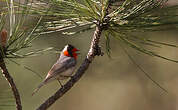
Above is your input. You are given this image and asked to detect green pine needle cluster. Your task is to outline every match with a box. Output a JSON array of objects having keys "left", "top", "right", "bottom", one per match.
[
  {"left": 0, "top": 1, "right": 53, "bottom": 59},
  {"left": 25, "top": 0, "right": 178, "bottom": 62}
]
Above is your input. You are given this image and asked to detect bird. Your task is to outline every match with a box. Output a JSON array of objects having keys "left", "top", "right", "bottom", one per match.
[{"left": 32, "top": 44, "right": 79, "bottom": 95}]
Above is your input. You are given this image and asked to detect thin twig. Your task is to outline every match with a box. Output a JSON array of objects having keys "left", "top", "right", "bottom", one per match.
[{"left": 0, "top": 58, "right": 22, "bottom": 110}]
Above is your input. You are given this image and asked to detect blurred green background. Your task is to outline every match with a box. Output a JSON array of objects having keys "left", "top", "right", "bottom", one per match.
[{"left": 1, "top": 0, "right": 178, "bottom": 110}]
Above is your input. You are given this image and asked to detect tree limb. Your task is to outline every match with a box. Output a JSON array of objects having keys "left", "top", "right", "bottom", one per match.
[
  {"left": 0, "top": 58, "right": 22, "bottom": 110},
  {"left": 36, "top": 22, "right": 103, "bottom": 110},
  {"left": 36, "top": 0, "right": 114, "bottom": 109}
]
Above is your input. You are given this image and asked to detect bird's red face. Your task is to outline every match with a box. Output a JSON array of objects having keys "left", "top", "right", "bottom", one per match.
[{"left": 63, "top": 45, "right": 79, "bottom": 59}]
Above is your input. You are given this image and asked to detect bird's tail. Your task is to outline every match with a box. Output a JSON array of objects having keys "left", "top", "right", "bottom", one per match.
[{"left": 32, "top": 82, "right": 45, "bottom": 96}]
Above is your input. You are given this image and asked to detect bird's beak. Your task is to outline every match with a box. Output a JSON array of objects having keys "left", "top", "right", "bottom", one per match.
[
  {"left": 75, "top": 48, "right": 80, "bottom": 51},
  {"left": 76, "top": 49, "right": 80, "bottom": 55},
  {"left": 72, "top": 48, "right": 80, "bottom": 54},
  {"left": 73, "top": 48, "right": 79, "bottom": 52}
]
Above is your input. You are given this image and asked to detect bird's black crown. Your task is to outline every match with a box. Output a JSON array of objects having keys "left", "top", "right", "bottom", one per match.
[{"left": 66, "top": 44, "right": 75, "bottom": 57}]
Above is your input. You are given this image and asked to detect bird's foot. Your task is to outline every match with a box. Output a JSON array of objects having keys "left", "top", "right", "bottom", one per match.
[
  {"left": 61, "top": 75, "right": 73, "bottom": 79},
  {"left": 57, "top": 80, "right": 64, "bottom": 88},
  {"left": 95, "top": 45, "right": 104, "bottom": 56}
]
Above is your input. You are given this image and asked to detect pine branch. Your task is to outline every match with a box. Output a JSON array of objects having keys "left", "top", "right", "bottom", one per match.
[
  {"left": 0, "top": 57, "right": 22, "bottom": 110},
  {"left": 0, "top": 29, "right": 22, "bottom": 110},
  {"left": 36, "top": 20, "right": 104, "bottom": 110},
  {"left": 35, "top": 0, "right": 113, "bottom": 108}
]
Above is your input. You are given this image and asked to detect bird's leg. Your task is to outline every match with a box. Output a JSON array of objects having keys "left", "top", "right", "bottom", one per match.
[
  {"left": 57, "top": 79, "right": 63, "bottom": 88},
  {"left": 65, "top": 75, "right": 73, "bottom": 78},
  {"left": 95, "top": 45, "right": 104, "bottom": 56},
  {"left": 60, "top": 75, "right": 73, "bottom": 79}
]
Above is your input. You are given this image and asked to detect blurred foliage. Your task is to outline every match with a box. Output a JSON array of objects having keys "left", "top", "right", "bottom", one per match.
[
  {"left": 0, "top": 88, "right": 14, "bottom": 110},
  {"left": 1, "top": 0, "right": 178, "bottom": 109}
]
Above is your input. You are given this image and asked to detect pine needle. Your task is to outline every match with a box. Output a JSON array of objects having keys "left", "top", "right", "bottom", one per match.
[
  {"left": 8, "top": 59, "right": 43, "bottom": 79},
  {"left": 119, "top": 43, "right": 168, "bottom": 93}
]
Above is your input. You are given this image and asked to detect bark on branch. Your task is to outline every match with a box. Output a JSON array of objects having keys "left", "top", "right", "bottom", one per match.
[
  {"left": 36, "top": 23, "right": 103, "bottom": 110},
  {"left": 36, "top": 1, "right": 113, "bottom": 109},
  {"left": 0, "top": 58, "right": 22, "bottom": 110}
]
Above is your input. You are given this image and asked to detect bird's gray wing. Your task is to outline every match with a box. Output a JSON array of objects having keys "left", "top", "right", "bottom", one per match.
[
  {"left": 45, "top": 58, "right": 76, "bottom": 80},
  {"left": 32, "top": 58, "right": 76, "bottom": 95}
]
